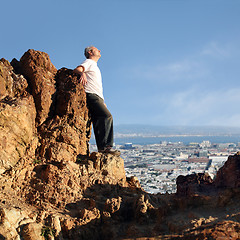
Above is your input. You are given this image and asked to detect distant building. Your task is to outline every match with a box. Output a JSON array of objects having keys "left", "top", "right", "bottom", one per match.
[
  {"left": 121, "top": 143, "right": 134, "bottom": 149},
  {"left": 197, "top": 150, "right": 208, "bottom": 158},
  {"left": 187, "top": 157, "right": 209, "bottom": 163},
  {"left": 160, "top": 141, "right": 167, "bottom": 146},
  {"left": 175, "top": 152, "right": 189, "bottom": 160},
  {"left": 189, "top": 142, "right": 200, "bottom": 147},
  {"left": 200, "top": 140, "right": 211, "bottom": 148},
  {"left": 229, "top": 143, "right": 236, "bottom": 148},
  {"left": 142, "top": 149, "right": 158, "bottom": 153},
  {"left": 218, "top": 143, "right": 228, "bottom": 149}
]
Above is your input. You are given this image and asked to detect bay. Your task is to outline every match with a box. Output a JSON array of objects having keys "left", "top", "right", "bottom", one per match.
[{"left": 113, "top": 135, "right": 240, "bottom": 145}]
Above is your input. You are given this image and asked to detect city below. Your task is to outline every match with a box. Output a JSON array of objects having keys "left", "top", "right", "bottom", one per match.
[{"left": 90, "top": 137, "right": 240, "bottom": 194}]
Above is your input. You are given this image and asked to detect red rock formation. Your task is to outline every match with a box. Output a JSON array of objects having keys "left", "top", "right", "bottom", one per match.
[
  {"left": 214, "top": 152, "right": 240, "bottom": 188},
  {"left": 0, "top": 58, "right": 37, "bottom": 174},
  {"left": 176, "top": 173, "right": 213, "bottom": 196},
  {"left": 19, "top": 49, "right": 57, "bottom": 126},
  {"left": 1, "top": 49, "right": 240, "bottom": 240},
  {"left": 38, "top": 68, "right": 91, "bottom": 161},
  {"left": 0, "top": 58, "right": 28, "bottom": 99}
]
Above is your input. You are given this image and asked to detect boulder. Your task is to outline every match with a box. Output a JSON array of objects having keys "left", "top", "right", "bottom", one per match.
[
  {"left": 176, "top": 173, "right": 213, "bottom": 196},
  {"left": 19, "top": 49, "right": 57, "bottom": 126}
]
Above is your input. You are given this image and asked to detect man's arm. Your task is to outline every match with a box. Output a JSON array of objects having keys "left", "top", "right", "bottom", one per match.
[{"left": 73, "top": 66, "right": 87, "bottom": 86}]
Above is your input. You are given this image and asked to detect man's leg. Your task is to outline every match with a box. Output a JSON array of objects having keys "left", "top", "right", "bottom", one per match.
[{"left": 86, "top": 93, "right": 114, "bottom": 150}]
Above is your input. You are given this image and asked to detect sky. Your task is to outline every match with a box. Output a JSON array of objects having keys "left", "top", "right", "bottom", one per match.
[{"left": 1, "top": 0, "right": 240, "bottom": 127}]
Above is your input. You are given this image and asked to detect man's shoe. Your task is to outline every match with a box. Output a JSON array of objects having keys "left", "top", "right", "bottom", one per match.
[{"left": 99, "top": 147, "right": 121, "bottom": 157}]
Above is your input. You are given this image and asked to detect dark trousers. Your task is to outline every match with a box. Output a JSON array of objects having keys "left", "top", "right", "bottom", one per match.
[{"left": 86, "top": 93, "right": 114, "bottom": 150}]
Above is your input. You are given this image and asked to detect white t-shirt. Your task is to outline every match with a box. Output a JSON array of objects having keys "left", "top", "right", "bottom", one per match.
[{"left": 80, "top": 59, "right": 104, "bottom": 99}]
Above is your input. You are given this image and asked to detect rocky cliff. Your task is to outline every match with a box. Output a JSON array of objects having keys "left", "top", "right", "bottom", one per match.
[{"left": 0, "top": 50, "right": 240, "bottom": 240}]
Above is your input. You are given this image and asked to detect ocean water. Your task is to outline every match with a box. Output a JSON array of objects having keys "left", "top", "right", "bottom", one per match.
[{"left": 113, "top": 135, "right": 240, "bottom": 145}]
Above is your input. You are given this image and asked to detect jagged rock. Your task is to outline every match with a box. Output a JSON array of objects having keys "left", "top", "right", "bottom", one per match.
[
  {"left": 0, "top": 58, "right": 28, "bottom": 99},
  {"left": 38, "top": 68, "right": 91, "bottom": 161},
  {"left": 24, "top": 153, "right": 127, "bottom": 209},
  {"left": 21, "top": 222, "right": 44, "bottom": 240},
  {"left": 0, "top": 206, "right": 37, "bottom": 240},
  {"left": 134, "top": 194, "right": 156, "bottom": 224},
  {"left": 175, "top": 220, "right": 240, "bottom": 239},
  {"left": 127, "top": 176, "right": 142, "bottom": 189},
  {"left": 49, "top": 215, "right": 64, "bottom": 240},
  {"left": 176, "top": 172, "right": 213, "bottom": 196},
  {"left": 79, "top": 208, "right": 101, "bottom": 224},
  {"left": 60, "top": 218, "right": 75, "bottom": 233},
  {"left": 0, "top": 87, "right": 37, "bottom": 173},
  {"left": 89, "top": 152, "right": 127, "bottom": 186},
  {"left": 54, "top": 68, "right": 88, "bottom": 121},
  {"left": 105, "top": 196, "right": 122, "bottom": 214},
  {"left": 214, "top": 153, "right": 240, "bottom": 188},
  {"left": 0, "top": 58, "right": 37, "bottom": 173},
  {"left": 25, "top": 161, "right": 84, "bottom": 208},
  {"left": 19, "top": 49, "right": 57, "bottom": 126}
]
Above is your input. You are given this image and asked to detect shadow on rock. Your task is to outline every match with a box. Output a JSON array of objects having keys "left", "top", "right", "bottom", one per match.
[{"left": 63, "top": 183, "right": 162, "bottom": 240}]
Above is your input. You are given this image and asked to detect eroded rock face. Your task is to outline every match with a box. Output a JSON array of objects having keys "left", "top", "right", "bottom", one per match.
[
  {"left": 176, "top": 173, "right": 213, "bottom": 196},
  {"left": 215, "top": 153, "right": 240, "bottom": 188},
  {"left": 0, "top": 58, "right": 28, "bottom": 99},
  {"left": 176, "top": 153, "right": 240, "bottom": 197},
  {"left": 19, "top": 49, "right": 57, "bottom": 126},
  {"left": 0, "top": 58, "right": 37, "bottom": 174},
  {"left": 24, "top": 153, "right": 127, "bottom": 209},
  {"left": 0, "top": 96, "right": 37, "bottom": 173},
  {"left": 0, "top": 49, "right": 91, "bottom": 173},
  {"left": 38, "top": 68, "right": 91, "bottom": 161}
]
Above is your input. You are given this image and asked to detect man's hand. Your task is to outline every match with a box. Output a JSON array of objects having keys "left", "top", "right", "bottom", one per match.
[
  {"left": 73, "top": 66, "right": 87, "bottom": 86},
  {"left": 80, "top": 72, "right": 87, "bottom": 86}
]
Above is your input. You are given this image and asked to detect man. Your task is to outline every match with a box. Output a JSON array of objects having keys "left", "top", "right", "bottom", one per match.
[{"left": 74, "top": 46, "right": 120, "bottom": 156}]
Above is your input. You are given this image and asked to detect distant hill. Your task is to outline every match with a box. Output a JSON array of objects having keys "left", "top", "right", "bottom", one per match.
[{"left": 115, "top": 124, "right": 240, "bottom": 136}]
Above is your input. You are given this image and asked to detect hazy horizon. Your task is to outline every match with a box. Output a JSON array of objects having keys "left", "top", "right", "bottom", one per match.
[{"left": 114, "top": 124, "right": 240, "bottom": 135}]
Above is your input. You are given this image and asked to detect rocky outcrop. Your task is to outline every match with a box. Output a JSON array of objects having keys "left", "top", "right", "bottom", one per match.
[
  {"left": 176, "top": 152, "right": 240, "bottom": 196},
  {"left": 19, "top": 49, "right": 57, "bottom": 126},
  {"left": 0, "top": 49, "right": 91, "bottom": 173},
  {"left": 214, "top": 152, "right": 240, "bottom": 188},
  {"left": 0, "top": 58, "right": 38, "bottom": 174},
  {"left": 176, "top": 173, "right": 213, "bottom": 196},
  {"left": 1, "top": 49, "right": 240, "bottom": 240},
  {"left": 38, "top": 67, "right": 91, "bottom": 161},
  {"left": 23, "top": 153, "right": 127, "bottom": 209}
]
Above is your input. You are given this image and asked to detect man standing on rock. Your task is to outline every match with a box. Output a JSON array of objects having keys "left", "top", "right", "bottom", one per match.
[{"left": 74, "top": 46, "right": 120, "bottom": 156}]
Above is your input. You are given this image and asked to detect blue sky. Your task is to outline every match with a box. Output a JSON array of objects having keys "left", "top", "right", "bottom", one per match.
[{"left": 1, "top": 0, "right": 240, "bottom": 126}]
